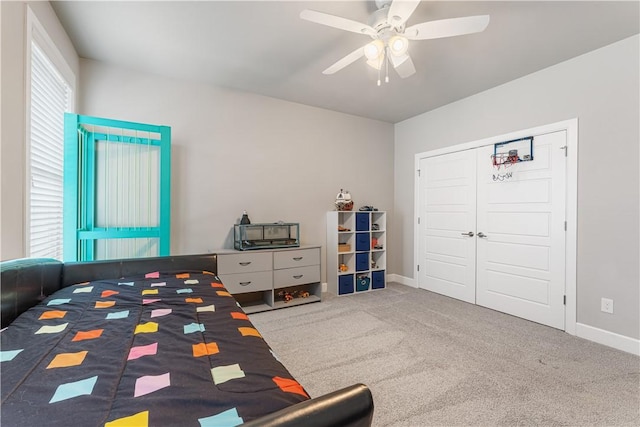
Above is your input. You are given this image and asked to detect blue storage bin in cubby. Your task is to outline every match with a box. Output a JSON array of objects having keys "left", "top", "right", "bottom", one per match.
[
  {"left": 371, "top": 270, "right": 385, "bottom": 289},
  {"left": 338, "top": 274, "right": 354, "bottom": 295},
  {"left": 356, "top": 275, "right": 370, "bottom": 292},
  {"left": 355, "top": 233, "right": 370, "bottom": 251},
  {"left": 356, "top": 253, "right": 369, "bottom": 272},
  {"left": 356, "top": 213, "right": 370, "bottom": 231}
]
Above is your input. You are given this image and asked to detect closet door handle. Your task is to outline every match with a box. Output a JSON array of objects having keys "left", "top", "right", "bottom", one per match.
[
  {"left": 477, "top": 232, "right": 488, "bottom": 238},
  {"left": 461, "top": 232, "right": 474, "bottom": 237}
]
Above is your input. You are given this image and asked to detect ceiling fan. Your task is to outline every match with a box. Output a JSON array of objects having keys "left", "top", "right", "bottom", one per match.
[{"left": 300, "top": 0, "right": 489, "bottom": 85}]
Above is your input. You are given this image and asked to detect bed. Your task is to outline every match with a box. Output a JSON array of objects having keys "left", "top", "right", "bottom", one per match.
[{"left": 1, "top": 255, "right": 373, "bottom": 426}]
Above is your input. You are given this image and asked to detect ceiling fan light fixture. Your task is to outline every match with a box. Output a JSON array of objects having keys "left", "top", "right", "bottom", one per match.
[
  {"left": 389, "top": 35, "right": 408, "bottom": 56},
  {"left": 364, "top": 39, "right": 384, "bottom": 60},
  {"left": 300, "top": 3, "right": 490, "bottom": 84}
]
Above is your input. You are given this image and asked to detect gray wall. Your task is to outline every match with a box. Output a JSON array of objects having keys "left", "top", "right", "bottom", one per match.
[
  {"left": 79, "top": 59, "right": 395, "bottom": 283},
  {"left": 393, "top": 35, "right": 639, "bottom": 340},
  {"left": 0, "top": 1, "right": 79, "bottom": 261},
  {"left": 2, "top": 1, "right": 636, "bottom": 344}
]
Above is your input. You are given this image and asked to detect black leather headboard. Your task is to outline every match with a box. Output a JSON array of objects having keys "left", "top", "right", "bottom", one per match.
[
  {"left": 1, "top": 258, "right": 63, "bottom": 329},
  {"left": 1, "top": 254, "right": 217, "bottom": 328},
  {"left": 62, "top": 254, "right": 217, "bottom": 287}
]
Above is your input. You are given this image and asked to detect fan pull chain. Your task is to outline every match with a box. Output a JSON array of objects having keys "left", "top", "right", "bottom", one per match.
[{"left": 385, "top": 47, "right": 390, "bottom": 83}]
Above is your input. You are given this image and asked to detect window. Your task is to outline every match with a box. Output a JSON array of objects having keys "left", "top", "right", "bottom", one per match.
[{"left": 26, "top": 7, "right": 74, "bottom": 259}]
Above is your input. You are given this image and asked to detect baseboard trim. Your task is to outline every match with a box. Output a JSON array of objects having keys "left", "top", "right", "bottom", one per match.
[
  {"left": 371, "top": 277, "right": 639, "bottom": 356},
  {"left": 388, "top": 274, "right": 417, "bottom": 288},
  {"left": 576, "top": 323, "right": 640, "bottom": 356}
]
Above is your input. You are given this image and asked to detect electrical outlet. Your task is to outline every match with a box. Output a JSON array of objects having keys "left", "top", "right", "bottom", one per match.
[{"left": 601, "top": 298, "right": 614, "bottom": 314}]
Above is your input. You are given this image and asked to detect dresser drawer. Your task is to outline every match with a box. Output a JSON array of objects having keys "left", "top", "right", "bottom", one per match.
[
  {"left": 219, "top": 271, "right": 273, "bottom": 294},
  {"left": 218, "top": 252, "right": 272, "bottom": 274},
  {"left": 273, "top": 248, "right": 320, "bottom": 270},
  {"left": 273, "top": 265, "right": 320, "bottom": 289}
]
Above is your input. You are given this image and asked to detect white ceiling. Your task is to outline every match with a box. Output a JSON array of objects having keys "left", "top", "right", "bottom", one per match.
[{"left": 52, "top": 1, "right": 639, "bottom": 123}]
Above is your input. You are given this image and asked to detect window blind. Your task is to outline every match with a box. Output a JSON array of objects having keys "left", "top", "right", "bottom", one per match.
[{"left": 28, "top": 41, "right": 70, "bottom": 259}]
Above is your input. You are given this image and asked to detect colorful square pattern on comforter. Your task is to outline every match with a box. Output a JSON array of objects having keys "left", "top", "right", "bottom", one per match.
[{"left": 1, "top": 271, "right": 308, "bottom": 426}]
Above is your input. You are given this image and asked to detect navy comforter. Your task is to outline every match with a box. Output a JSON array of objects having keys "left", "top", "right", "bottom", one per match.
[{"left": 1, "top": 271, "right": 308, "bottom": 426}]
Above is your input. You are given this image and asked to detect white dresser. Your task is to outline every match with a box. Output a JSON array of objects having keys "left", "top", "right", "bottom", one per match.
[{"left": 217, "top": 246, "right": 321, "bottom": 314}]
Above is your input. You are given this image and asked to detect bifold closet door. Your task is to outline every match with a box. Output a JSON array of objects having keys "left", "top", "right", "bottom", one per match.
[
  {"left": 417, "top": 150, "right": 477, "bottom": 304},
  {"left": 475, "top": 131, "right": 567, "bottom": 329},
  {"left": 417, "top": 130, "right": 567, "bottom": 329}
]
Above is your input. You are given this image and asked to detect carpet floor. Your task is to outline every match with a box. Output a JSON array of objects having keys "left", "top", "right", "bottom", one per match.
[{"left": 250, "top": 283, "right": 640, "bottom": 426}]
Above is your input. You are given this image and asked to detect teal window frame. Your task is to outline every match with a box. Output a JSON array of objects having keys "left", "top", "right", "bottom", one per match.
[{"left": 63, "top": 113, "right": 171, "bottom": 261}]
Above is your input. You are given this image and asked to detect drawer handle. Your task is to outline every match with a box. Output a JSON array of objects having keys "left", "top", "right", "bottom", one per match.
[
  {"left": 239, "top": 261, "right": 252, "bottom": 266},
  {"left": 293, "top": 275, "right": 303, "bottom": 279},
  {"left": 239, "top": 281, "right": 252, "bottom": 286},
  {"left": 293, "top": 257, "right": 303, "bottom": 261}
]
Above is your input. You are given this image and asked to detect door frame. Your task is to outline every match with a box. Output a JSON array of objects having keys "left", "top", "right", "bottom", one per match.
[{"left": 414, "top": 119, "right": 578, "bottom": 335}]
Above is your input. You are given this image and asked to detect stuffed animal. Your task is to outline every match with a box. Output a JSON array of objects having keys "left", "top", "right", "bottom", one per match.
[{"left": 278, "top": 290, "right": 294, "bottom": 302}]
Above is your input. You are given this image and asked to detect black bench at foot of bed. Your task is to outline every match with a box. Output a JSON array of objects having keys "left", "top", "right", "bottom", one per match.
[{"left": 1, "top": 255, "right": 373, "bottom": 427}]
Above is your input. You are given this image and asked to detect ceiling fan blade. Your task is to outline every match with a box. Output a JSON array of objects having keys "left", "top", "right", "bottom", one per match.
[
  {"left": 405, "top": 15, "right": 490, "bottom": 40},
  {"left": 390, "top": 54, "right": 416, "bottom": 78},
  {"left": 300, "top": 9, "right": 376, "bottom": 36},
  {"left": 387, "top": 0, "right": 421, "bottom": 28},
  {"left": 323, "top": 45, "right": 366, "bottom": 75}
]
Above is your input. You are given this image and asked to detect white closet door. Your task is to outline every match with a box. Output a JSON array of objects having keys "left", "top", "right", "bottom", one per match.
[
  {"left": 418, "top": 150, "right": 477, "bottom": 303},
  {"left": 476, "top": 131, "right": 567, "bottom": 329}
]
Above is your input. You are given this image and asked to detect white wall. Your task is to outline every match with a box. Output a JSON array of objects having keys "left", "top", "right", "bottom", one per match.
[
  {"left": 393, "top": 35, "right": 640, "bottom": 340},
  {"left": 79, "top": 59, "right": 395, "bottom": 282},
  {"left": 0, "top": 1, "right": 79, "bottom": 261}
]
